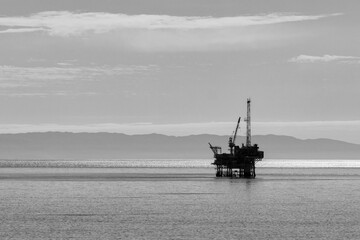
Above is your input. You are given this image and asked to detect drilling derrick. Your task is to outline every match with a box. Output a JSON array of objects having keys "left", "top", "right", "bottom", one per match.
[
  {"left": 246, "top": 98, "right": 251, "bottom": 147},
  {"left": 209, "top": 99, "right": 264, "bottom": 178}
]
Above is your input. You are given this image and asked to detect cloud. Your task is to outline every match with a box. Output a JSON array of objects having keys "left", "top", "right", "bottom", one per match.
[
  {"left": 289, "top": 54, "right": 360, "bottom": 63},
  {"left": 0, "top": 65, "right": 158, "bottom": 87},
  {"left": 0, "top": 27, "right": 45, "bottom": 34},
  {"left": 0, "top": 12, "right": 342, "bottom": 52},
  {"left": 0, "top": 92, "right": 98, "bottom": 97},
  {"left": 0, "top": 65, "right": 158, "bottom": 96},
  {"left": 0, "top": 11, "right": 341, "bottom": 37}
]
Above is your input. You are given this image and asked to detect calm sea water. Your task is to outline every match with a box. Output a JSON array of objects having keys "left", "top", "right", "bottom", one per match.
[{"left": 1, "top": 159, "right": 360, "bottom": 239}]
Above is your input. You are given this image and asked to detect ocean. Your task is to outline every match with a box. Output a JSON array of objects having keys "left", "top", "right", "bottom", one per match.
[{"left": 1, "top": 159, "right": 359, "bottom": 239}]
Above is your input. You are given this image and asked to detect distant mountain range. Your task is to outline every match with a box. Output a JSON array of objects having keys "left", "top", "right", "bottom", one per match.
[{"left": 0, "top": 132, "right": 359, "bottom": 160}]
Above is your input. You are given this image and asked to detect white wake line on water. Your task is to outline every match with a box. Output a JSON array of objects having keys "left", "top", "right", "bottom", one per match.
[{"left": 257, "top": 159, "right": 360, "bottom": 168}]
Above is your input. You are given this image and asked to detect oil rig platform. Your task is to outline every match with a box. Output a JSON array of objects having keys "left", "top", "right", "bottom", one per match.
[{"left": 209, "top": 99, "right": 264, "bottom": 178}]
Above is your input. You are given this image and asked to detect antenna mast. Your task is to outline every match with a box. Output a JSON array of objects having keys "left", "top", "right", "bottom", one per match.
[{"left": 246, "top": 98, "right": 251, "bottom": 147}]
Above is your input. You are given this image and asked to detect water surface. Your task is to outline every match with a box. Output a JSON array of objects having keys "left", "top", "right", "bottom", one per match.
[{"left": 1, "top": 159, "right": 359, "bottom": 239}]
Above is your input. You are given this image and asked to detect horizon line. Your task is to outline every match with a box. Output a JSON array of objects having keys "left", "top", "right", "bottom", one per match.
[
  {"left": 0, "top": 121, "right": 359, "bottom": 144},
  {"left": 0, "top": 131, "right": 358, "bottom": 145}
]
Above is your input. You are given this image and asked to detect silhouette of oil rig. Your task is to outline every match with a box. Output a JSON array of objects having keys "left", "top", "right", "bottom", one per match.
[{"left": 209, "top": 99, "right": 264, "bottom": 178}]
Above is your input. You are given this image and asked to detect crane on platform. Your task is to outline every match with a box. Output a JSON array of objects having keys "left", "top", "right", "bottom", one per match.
[
  {"left": 228, "top": 117, "right": 241, "bottom": 155},
  {"left": 208, "top": 143, "right": 221, "bottom": 157},
  {"left": 233, "top": 117, "right": 241, "bottom": 145}
]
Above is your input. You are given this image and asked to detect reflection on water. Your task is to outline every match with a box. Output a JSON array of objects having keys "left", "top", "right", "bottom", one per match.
[{"left": 1, "top": 162, "right": 360, "bottom": 239}]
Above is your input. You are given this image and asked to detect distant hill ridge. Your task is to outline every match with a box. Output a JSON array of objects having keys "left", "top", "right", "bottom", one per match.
[{"left": 0, "top": 132, "right": 359, "bottom": 160}]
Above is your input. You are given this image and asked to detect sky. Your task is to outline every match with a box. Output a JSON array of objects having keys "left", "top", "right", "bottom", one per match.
[{"left": 0, "top": 0, "right": 359, "bottom": 143}]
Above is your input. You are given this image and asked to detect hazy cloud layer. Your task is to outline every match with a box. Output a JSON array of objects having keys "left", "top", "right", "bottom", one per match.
[
  {"left": 0, "top": 65, "right": 157, "bottom": 88},
  {"left": 0, "top": 27, "right": 45, "bottom": 34},
  {"left": 0, "top": 92, "right": 98, "bottom": 97},
  {"left": 289, "top": 55, "right": 360, "bottom": 63},
  {"left": 0, "top": 12, "right": 342, "bottom": 52},
  {"left": 0, "top": 11, "right": 340, "bottom": 36},
  {"left": 0, "top": 65, "right": 158, "bottom": 97}
]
